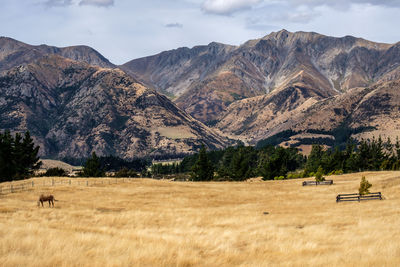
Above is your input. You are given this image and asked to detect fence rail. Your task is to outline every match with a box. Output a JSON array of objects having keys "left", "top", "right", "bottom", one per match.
[
  {"left": 336, "top": 192, "right": 382, "bottom": 202},
  {"left": 302, "top": 180, "right": 333, "bottom": 186},
  {"left": 0, "top": 177, "right": 134, "bottom": 195}
]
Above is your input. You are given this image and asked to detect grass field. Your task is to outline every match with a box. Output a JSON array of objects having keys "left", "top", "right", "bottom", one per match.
[{"left": 1, "top": 172, "right": 400, "bottom": 266}]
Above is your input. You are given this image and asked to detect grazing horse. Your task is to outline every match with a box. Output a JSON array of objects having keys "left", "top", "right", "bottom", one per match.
[{"left": 37, "top": 194, "right": 57, "bottom": 207}]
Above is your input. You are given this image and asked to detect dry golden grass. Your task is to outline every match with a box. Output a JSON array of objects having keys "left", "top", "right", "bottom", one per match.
[{"left": 1, "top": 172, "right": 400, "bottom": 266}]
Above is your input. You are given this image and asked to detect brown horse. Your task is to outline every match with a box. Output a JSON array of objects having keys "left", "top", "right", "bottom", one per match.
[{"left": 37, "top": 194, "right": 57, "bottom": 207}]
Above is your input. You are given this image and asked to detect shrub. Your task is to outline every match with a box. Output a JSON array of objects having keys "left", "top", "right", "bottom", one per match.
[
  {"left": 274, "top": 176, "right": 285, "bottom": 180},
  {"left": 334, "top": 170, "right": 343, "bottom": 175},
  {"left": 43, "top": 167, "right": 67, "bottom": 177},
  {"left": 315, "top": 166, "right": 325, "bottom": 182},
  {"left": 359, "top": 176, "right": 372, "bottom": 195},
  {"left": 114, "top": 168, "right": 138, "bottom": 178}
]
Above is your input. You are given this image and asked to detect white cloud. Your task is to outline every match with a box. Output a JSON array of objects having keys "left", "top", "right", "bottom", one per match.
[
  {"left": 79, "top": 0, "right": 114, "bottom": 7},
  {"left": 44, "top": 0, "right": 73, "bottom": 7},
  {"left": 165, "top": 23, "right": 184, "bottom": 28},
  {"left": 202, "top": 0, "right": 262, "bottom": 15},
  {"left": 288, "top": 0, "right": 400, "bottom": 9}
]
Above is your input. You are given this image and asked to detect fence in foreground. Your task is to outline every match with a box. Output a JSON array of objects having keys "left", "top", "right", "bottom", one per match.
[{"left": 336, "top": 192, "right": 382, "bottom": 202}]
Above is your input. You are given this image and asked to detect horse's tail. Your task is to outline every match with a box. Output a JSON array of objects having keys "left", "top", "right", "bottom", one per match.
[{"left": 54, "top": 199, "right": 59, "bottom": 202}]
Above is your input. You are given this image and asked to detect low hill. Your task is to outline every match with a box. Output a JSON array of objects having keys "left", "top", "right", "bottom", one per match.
[{"left": 39, "top": 159, "right": 82, "bottom": 173}]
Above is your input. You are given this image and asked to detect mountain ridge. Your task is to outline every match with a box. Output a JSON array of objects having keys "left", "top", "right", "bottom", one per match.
[
  {"left": 0, "top": 53, "right": 230, "bottom": 159},
  {"left": 122, "top": 30, "right": 399, "bottom": 124}
]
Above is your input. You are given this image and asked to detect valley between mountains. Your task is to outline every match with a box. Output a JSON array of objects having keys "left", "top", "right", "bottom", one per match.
[{"left": 1, "top": 29, "right": 400, "bottom": 158}]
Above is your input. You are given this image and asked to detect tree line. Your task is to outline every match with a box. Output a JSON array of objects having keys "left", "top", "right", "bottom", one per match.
[
  {"left": 155, "top": 136, "right": 400, "bottom": 181},
  {"left": 168, "top": 144, "right": 305, "bottom": 181},
  {"left": 306, "top": 137, "right": 400, "bottom": 175},
  {"left": 3, "top": 129, "right": 400, "bottom": 182}
]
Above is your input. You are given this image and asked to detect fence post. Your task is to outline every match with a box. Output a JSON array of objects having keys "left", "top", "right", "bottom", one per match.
[
  {"left": 11, "top": 185, "right": 13, "bottom": 193},
  {"left": 52, "top": 179, "right": 54, "bottom": 186},
  {"left": 32, "top": 181, "right": 34, "bottom": 188},
  {"left": 69, "top": 179, "right": 71, "bottom": 185},
  {"left": 86, "top": 181, "right": 88, "bottom": 186}
]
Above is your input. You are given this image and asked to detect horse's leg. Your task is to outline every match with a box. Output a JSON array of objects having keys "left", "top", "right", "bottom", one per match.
[
  {"left": 41, "top": 200, "right": 44, "bottom": 207},
  {"left": 51, "top": 199, "right": 54, "bottom": 207}
]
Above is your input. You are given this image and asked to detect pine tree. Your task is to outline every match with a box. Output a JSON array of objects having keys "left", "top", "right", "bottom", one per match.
[
  {"left": 305, "top": 144, "right": 324, "bottom": 174},
  {"left": 0, "top": 131, "right": 15, "bottom": 181},
  {"left": 82, "top": 152, "right": 105, "bottom": 177},
  {"left": 359, "top": 176, "right": 372, "bottom": 195},
  {"left": 0, "top": 130, "right": 41, "bottom": 181},
  {"left": 191, "top": 145, "right": 214, "bottom": 181},
  {"left": 19, "top": 131, "right": 41, "bottom": 178},
  {"left": 315, "top": 166, "right": 325, "bottom": 182}
]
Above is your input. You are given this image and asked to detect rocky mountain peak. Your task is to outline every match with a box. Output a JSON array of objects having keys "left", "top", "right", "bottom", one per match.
[{"left": 0, "top": 36, "right": 114, "bottom": 72}]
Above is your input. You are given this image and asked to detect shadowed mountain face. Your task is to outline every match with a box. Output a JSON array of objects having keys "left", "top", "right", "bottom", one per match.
[
  {"left": 122, "top": 30, "right": 399, "bottom": 125},
  {"left": 0, "top": 55, "right": 229, "bottom": 159},
  {"left": 0, "top": 37, "right": 115, "bottom": 72}
]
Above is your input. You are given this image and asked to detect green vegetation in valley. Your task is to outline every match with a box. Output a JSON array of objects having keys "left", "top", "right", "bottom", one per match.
[
  {"left": 152, "top": 135, "right": 400, "bottom": 181},
  {"left": 43, "top": 167, "right": 68, "bottom": 177},
  {"left": 80, "top": 152, "right": 105, "bottom": 177}
]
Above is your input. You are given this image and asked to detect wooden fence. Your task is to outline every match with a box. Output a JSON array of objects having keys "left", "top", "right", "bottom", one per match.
[
  {"left": 336, "top": 192, "right": 382, "bottom": 202},
  {"left": 302, "top": 180, "right": 333, "bottom": 186},
  {"left": 0, "top": 177, "right": 134, "bottom": 195}
]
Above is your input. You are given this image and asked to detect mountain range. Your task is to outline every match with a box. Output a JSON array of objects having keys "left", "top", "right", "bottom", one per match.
[
  {"left": 1, "top": 30, "right": 400, "bottom": 158},
  {"left": 0, "top": 37, "right": 229, "bottom": 159},
  {"left": 123, "top": 30, "right": 400, "bottom": 144}
]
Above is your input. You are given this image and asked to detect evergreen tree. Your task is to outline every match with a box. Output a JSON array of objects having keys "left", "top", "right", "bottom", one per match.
[
  {"left": 359, "top": 176, "right": 372, "bottom": 195},
  {"left": 343, "top": 141, "right": 357, "bottom": 172},
  {"left": 0, "top": 131, "right": 15, "bottom": 181},
  {"left": 0, "top": 130, "right": 41, "bottom": 182},
  {"left": 191, "top": 145, "right": 214, "bottom": 181},
  {"left": 305, "top": 144, "right": 324, "bottom": 174},
  {"left": 82, "top": 152, "right": 105, "bottom": 177},
  {"left": 315, "top": 166, "right": 325, "bottom": 182},
  {"left": 229, "top": 146, "right": 256, "bottom": 181},
  {"left": 18, "top": 131, "right": 41, "bottom": 178}
]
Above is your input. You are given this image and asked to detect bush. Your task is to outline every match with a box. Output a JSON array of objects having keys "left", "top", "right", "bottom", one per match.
[
  {"left": 334, "top": 170, "right": 343, "bottom": 175},
  {"left": 114, "top": 168, "right": 137, "bottom": 178},
  {"left": 359, "top": 176, "right": 372, "bottom": 195},
  {"left": 43, "top": 167, "right": 67, "bottom": 177},
  {"left": 286, "top": 171, "right": 306, "bottom": 179},
  {"left": 315, "top": 166, "right": 325, "bottom": 182},
  {"left": 274, "top": 176, "right": 285, "bottom": 180}
]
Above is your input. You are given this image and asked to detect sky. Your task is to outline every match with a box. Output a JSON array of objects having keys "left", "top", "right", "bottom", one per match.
[{"left": 1, "top": 0, "right": 400, "bottom": 64}]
